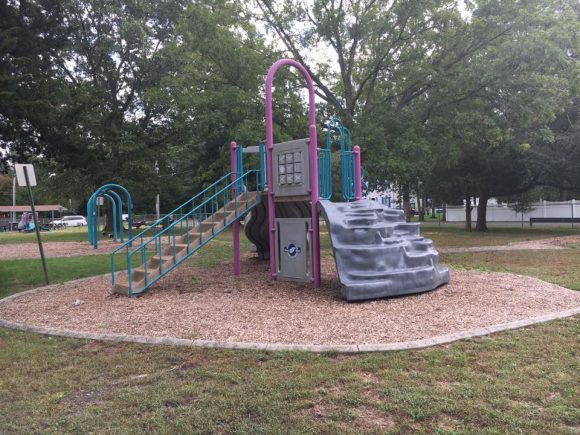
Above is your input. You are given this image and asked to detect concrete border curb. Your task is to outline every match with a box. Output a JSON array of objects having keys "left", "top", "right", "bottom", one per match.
[{"left": 1, "top": 278, "right": 578, "bottom": 352}]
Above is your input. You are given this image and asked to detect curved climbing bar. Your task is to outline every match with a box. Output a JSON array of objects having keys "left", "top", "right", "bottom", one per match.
[
  {"left": 265, "top": 58, "right": 321, "bottom": 287},
  {"left": 87, "top": 184, "right": 133, "bottom": 249}
]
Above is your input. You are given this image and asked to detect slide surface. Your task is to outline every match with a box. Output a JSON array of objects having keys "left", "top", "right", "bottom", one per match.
[{"left": 318, "top": 199, "right": 449, "bottom": 301}]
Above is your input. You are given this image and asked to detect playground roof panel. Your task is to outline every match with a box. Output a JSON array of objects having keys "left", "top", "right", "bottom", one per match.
[{"left": 0, "top": 205, "right": 66, "bottom": 213}]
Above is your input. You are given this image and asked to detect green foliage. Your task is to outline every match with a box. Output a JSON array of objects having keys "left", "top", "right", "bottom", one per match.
[
  {"left": 253, "top": 0, "right": 579, "bottom": 229},
  {"left": 1, "top": 0, "right": 578, "bottom": 232},
  {"left": 0, "top": 0, "right": 309, "bottom": 212}
]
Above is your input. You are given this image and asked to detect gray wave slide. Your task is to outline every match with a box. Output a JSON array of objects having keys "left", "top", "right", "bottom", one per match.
[
  {"left": 244, "top": 195, "right": 449, "bottom": 301},
  {"left": 318, "top": 199, "right": 449, "bottom": 301}
]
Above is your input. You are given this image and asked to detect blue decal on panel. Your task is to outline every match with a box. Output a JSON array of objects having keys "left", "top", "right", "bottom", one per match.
[{"left": 283, "top": 243, "right": 302, "bottom": 258}]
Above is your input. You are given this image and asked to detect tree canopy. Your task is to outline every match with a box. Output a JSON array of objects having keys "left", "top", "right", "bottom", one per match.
[{"left": 0, "top": 0, "right": 578, "bottom": 230}]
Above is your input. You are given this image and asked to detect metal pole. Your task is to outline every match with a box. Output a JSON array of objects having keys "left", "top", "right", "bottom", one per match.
[
  {"left": 231, "top": 141, "right": 240, "bottom": 276},
  {"left": 24, "top": 167, "right": 49, "bottom": 285},
  {"left": 156, "top": 194, "right": 160, "bottom": 222},
  {"left": 97, "top": 201, "right": 100, "bottom": 247},
  {"left": 155, "top": 160, "right": 160, "bottom": 221},
  {"left": 353, "top": 145, "right": 362, "bottom": 200},
  {"left": 12, "top": 174, "right": 16, "bottom": 230}
]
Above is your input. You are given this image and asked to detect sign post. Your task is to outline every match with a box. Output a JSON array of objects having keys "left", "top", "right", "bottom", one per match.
[{"left": 15, "top": 164, "right": 49, "bottom": 285}]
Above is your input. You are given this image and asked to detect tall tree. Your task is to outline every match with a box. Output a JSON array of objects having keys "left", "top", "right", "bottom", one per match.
[
  {"left": 0, "top": 0, "right": 300, "bottom": 214},
  {"left": 430, "top": 0, "right": 578, "bottom": 230}
]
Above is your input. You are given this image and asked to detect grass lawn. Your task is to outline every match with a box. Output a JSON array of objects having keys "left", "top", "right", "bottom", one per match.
[
  {"left": 421, "top": 223, "right": 580, "bottom": 248},
  {"left": 0, "top": 318, "right": 577, "bottom": 433},
  {"left": 4, "top": 220, "right": 578, "bottom": 248},
  {"left": 441, "top": 249, "right": 580, "bottom": 291},
  {"left": 0, "top": 255, "right": 140, "bottom": 299},
  {"left": 0, "top": 226, "right": 578, "bottom": 432},
  {"left": 0, "top": 227, "right": 91, "bottom": 244}
]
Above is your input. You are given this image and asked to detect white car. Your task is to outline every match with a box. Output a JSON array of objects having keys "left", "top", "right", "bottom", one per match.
[{"left": 51, "top": 215, "right": 87, "bottom": 227}]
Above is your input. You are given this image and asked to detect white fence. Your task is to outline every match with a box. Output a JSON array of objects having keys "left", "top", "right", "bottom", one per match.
[{"left": 446, "top": 200, "right": 580, "bottom": 223}]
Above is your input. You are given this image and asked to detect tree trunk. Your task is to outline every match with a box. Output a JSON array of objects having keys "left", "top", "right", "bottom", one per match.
[
  {"left": 101, "top": 202, "right": 116, "bottom": 235},
  {"left": 430, "top": 198, "right": 436, "bottom": 218},
  {"left": 418, "top": 195, "right": 425, "bottom": 221},
  {"left": 442, "top": 203, "right": 447, "bottom": 222},
  {"left": 402, "top": 185, "right": 412, "bottom": 222},
  {"left": 464, "top": 193, "right": 472, "bottom": 232},
  {"left": 475, "top": 193, "right": 489, "bottom": 232},
  {"left": 559, "top": 188, "right": 572, "bottom": 201}
]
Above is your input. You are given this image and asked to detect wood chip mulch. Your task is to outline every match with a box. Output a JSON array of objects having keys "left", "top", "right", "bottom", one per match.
[{"left": 1, "top": 255, "right": 579, "bottom": 346}]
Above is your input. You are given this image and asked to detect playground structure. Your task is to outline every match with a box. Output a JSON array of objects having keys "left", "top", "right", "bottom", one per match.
[
  {"left": 244, "top": 117, "right": 367, "bottom": 260},
  {"left": 17, "top": 212, "right": 35, "bottom": 232},
  {"left": 15, "top": 211, "right": 50, "bottom": 232},
  {"left": 106, "top": 58, "right": 448, "bottom": 299},
  {"left": 87, "top": 184, "right": 133, "bottom": 249},
  {"left": 319, "top": 117, "right": 366, "bottom": 201}
]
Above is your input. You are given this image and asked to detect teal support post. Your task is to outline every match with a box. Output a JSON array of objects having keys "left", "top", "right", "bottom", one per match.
[
  {"left": 258, "top": 141, "right": 266, "bottom": 190},
  {"left": 87, "top": 192, "right": 97, "bottom": 247},
  {"left": 236, "top": 143, "right": 244, "bottom": 193}
]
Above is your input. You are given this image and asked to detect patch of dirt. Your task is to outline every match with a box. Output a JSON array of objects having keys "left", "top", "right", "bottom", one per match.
[
  {"left": 440, "top": 235, "right": 580, "bottom": 253},
  {"left": 0, "top": 241, "right": 118, "bottom": 260},
  {"left": 299, "top": 403, "right": 336, "bottom": 419},
  {"left": 0, "top": 255, "right": 579, "bottom": 346},
  {"left": 355, "top": 407, "right": 396, "bottom": 430},
  {"left": 65, "top": 389, "right": 101, "bottom": 416}
]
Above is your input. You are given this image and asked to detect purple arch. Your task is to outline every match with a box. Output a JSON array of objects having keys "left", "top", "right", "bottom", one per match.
[{"left": 265, "top": 59, "right": 321, "bottom": 287}]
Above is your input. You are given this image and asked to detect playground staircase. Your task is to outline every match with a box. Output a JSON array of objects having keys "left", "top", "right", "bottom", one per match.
[
  {"left": 111, "top": 170, "right": 261, "bottom": 296},
  {"left": 318, "top": 199, "right": 449, "bottom": 301}
]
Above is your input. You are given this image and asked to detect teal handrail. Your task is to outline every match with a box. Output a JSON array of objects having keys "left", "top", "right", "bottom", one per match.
[
  {"left": 235, "top": 143, "right": 244, "bottom": 192},
  {"left": 258, "top": 141, "right": 266, "bottom": 190},
  {"left": 113, "top": 172, "right": 234, "bottom": 255},
  {"left": 320, "top": 117, "right": 366, "bottom": 201},
  {"left": 343, "top": 150, "right": 355, "bottom": 200},
  {"left": 111, "top": 169, "right": 261, "bottom": 296},
  {"left": 318, "top": 148, "right": 332, "bottom": 199},
  {"left": 321, "top": 117, "right": 355, "bottom": 200}
]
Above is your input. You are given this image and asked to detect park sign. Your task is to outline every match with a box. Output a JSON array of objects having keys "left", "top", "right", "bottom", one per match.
[
  {"left": 14, "top": 163, "right": 49, "bottom": 284},
  {"left": 15, "top": 163, "right": 37, "bottom": 187}
]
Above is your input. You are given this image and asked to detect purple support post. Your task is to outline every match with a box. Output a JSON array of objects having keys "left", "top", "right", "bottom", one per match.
[
  {"left": 230, "top": 141, "right": 240, "bottom": 276},
  {"left": 265, "top": 59, "right": 321, "bottom": 287},
  {"left": 354, "top": 145, "right": 362, "bottom": 201}
]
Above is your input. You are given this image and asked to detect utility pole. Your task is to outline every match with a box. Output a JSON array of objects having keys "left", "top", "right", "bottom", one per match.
[
  {"left": 12, "top": 172, "right": 16, "bottom": 230},
  {"left": 155, "top": 160, "right": 160, "bottom": 221}
]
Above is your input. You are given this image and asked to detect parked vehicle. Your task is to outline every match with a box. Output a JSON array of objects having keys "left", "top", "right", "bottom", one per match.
[{"left": 50, "top": 215, "right": 87, "bottom": 227}]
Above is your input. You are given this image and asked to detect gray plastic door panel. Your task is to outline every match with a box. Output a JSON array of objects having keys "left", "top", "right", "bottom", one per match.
[{"left": 276, "top": 218, "right": 311, "bottom": 282}]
